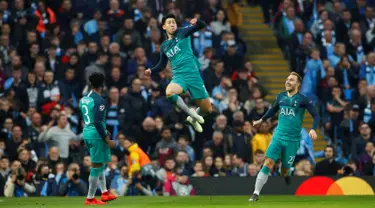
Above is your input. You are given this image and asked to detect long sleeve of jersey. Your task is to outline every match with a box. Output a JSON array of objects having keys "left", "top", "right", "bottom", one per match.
[
  {"left": 305, "top": 99, "right": 320, "bottom": 130},
  {"left": 129, "top": 152, "right": 141, "bottom": 176},
  {"left": 94, "top": 98, "right": 107, "bottom": 140},
  {"left": 261, "top": 94, "right": 281, "bottom": 120},
  {"left": 179, "top": 20, "right": 207, "bottom": 38},
  {"left": 150, "top": 52, "right": 168, "bottom": 73}
]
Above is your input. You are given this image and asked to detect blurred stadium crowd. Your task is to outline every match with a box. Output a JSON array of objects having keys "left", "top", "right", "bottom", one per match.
[{"left": 0, "top": 0, "right": 375, "bottom": 198}]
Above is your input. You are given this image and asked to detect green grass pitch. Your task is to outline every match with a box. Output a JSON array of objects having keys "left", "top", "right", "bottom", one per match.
[{"left": 0, "top": 196, "right": 373, "bottom": 208}]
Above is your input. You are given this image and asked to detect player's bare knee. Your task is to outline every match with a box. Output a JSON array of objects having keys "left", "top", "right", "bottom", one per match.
[
  {"left": 205, "top": 103, "right": 213, "bottom": 113},
  {"left": 264, "top": 158, "right": 275, "bottom": 169},
  {"left": 166, "top": 91, "right": 173, "bottom": 97}
]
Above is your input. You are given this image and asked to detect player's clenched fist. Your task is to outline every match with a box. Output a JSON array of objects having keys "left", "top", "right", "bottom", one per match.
[
  {"left": 145, "top": 69, "right": 151, "bottom": 76},
  {"left": 190, "top": 18, "right": 197, "bottom": 25},
  {"left": 309, "top": 129, "right": 317, "bottom": 140},
  {"left": 106, "top": 138, "right": 116, "bottom": 148}
]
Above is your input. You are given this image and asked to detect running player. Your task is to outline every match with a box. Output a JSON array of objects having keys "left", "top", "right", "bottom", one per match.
[
  {"left": 249, "top": 72, "right": 320, "bottom": 202},
  {"left": 145, "top": 14, "right": 212, "bottom": 133},
  {"left": 79, "top": 72, "right": 117, "bottom": 205}
]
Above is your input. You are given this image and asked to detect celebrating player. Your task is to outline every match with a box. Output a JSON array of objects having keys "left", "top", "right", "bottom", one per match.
[
  {"left": 249, "top": 72, "right": 320, "bottom": 202},
  {"left": 79, "top": 73, "right": 117, "bottom": 205},
  {"left": 145, "top": 14, "right": 212, "bottom": 133}
]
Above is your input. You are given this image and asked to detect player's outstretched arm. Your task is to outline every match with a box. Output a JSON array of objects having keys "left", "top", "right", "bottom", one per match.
[
  {"left": 180, "top": 18, "right": 207, "bottom": 38},
  {"left": 261, "top": 94, "right": 281, "bottom": 120},
  {"left": 147, "top": 52, "right": 168, "bottom": 75},
  {"left": 305, "top": 99, "right": 320, "bottom": 140}
]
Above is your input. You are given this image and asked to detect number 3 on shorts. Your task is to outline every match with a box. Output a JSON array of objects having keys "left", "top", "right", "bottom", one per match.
[{"left": 288, "top": 156, "right": 295, "bottom": 165}]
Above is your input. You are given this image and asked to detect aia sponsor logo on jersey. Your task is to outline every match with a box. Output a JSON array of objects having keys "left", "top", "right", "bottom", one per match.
[
  {"left": 280, "top": 107, "right": 295, "bottom": 117},
  {"left": 166, "top": 46, "right": 181, "bottom": 58}
]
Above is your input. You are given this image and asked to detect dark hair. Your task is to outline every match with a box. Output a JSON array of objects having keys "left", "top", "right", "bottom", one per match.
[
  {"left": 324, "top": 145, "right": 335, "bottom": 155},
  {"left": 255, "top": 149, "right": 265, "bottom": 155},
  {"left": 162, "top": 13, "right": 177, "bottom": 26},
  {"left": 89, "top": 72, "right": 105, "bottom": 89},
  {"left": 124, "top": 136, "right": 136, "bottom": 143},
  {"left": 161, "top": 126, "right": 171, "bottom": 134},
  {"left": 178, "top": 135, "right": 189, "bottom": 141}
]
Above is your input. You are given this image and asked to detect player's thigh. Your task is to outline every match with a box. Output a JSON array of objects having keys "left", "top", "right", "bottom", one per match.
[
  {"left": 265, "top": 138, "right": 282, "bottom": 162},
  {"left": 167, "top": 79, "right": 186, "bottom": 96},
  {"left": 280, "top": 140, "right": 300, "bottom": 169},
  {"left": 187, "top": 76, "right": 209, "bottom": 101},
  {"left": 85, "top": 139, "right": 111, "bottom": 164}
]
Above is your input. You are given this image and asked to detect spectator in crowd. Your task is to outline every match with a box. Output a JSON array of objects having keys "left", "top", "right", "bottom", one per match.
[
  {"left": 277, "top": 7, "right": 297, "bottom": 53},
  {"left": 232, "top": 154, "right": 248, "bottom": 177},
  {"left": 232, "top": 120, "right": 252, "bottom": 163},
  {"left": 359, "top": 52, "right": 375, "bottom": 86},
  {"left": 192, "top": 160, "right": 205, "bottom": 177},
  {"left": 18, "top": 148, "right": 36, "bottom": 173},
  {"left": 4, "top": 167, "right": 36, "bottom": 197},
  {"left": 253, "top": 150, "right": 266, "bottom": 171},
  {"left": 175, "top": 150, "right": 193, "bottom": 176},
  {"left": 251, "top": 122, "right": 272, "bottom": 159},
  {"left": 155, "top": 127, "right": 178, "bottom": 167},
  {"left": 247, "top": 98, "right": 268, "bottom": 122},
  {"left": 177, "top": 135, "right": 195, "bottom": 163},
  {"left": 163, "top": 168, "right": 195, "bottom": 196},
  {"left": 0, "top": 156, "right": 10, "bottom": 196},
  {"left": 6, "top": 126, "right": 24, "bottom": 161},
  {"left": 339, "top": 104, "right": 361, "bottom": 157},
  {"left": 37, "top": 70, "right": 60, "bottom": 113},
  {"left": 38, "top": 114, "right": 81, "bottom": 162},
  {"left": 203, "top": 155, "right": 214, "bottom": 176},
  {"left": 106, "top": 87, "right": 120, "bottom": 139},
  {"left": 136, "top": 117, "right": 159, "bottom": 156},
  {"left": 47, "top": 147, "right": 63, "bottom": 173},
  {"left": 211, "top": 157, "right": 227, "bottom": 177},
  {"left": 325, "top": 86, "right": 347, "bottom": 142},
  {"left": 118, "top": 78, "right": 148, "bottom": 133},
  {"left": 34, "top": 164, "right": 57, "bottom": 196},
  {"left": 121, "top": 136, "right": 154, "bottom": 179},
  {"left": 294, "top": 160, "right": 313, "bottom": 176},
  {"left": 58, "top": 68, "right": 80, "bottom": 107},
  {"left": 156, "top": 157, "right": 176, "bottom": 182},
  {"left": 247, "top": 163, "right": 258, "bottom": 177},
  {"left": 204, "top": 60, "right": 224, "bottom": 95},
  {"left": 54, "top": 162, "right": 66, "bottom": 185},
  {"left": 58, "top": 163, "right": 87, "bottom": 196},
  {"left": 204, "top": 131, "right": 226, "bottom": 158},
  {"left": 359, "top": 141, "right": 374, "bottom": 174},
  {"left": 110, "top": 165, "right": 129, "bottom": 197},
  {"left": 222, "top": 40, "right": 243, "bottom": 75},
  {"left": 351, "top": 123, "right": 375, "bottom": 163},
  {"left": 328, "top": 43, "right": 346, "bottom": 68},
  {"left": 148, "top": 85, "right": 172, "bottom": 118},
  {"left": 314, "top": 145, "right": 341, "bottom": 176},
  {"left": 105, "top": 155, "right": 120, "bottom": 185},
  {"left": 80, "top": 156, "right": 91, "bottom": 184}
]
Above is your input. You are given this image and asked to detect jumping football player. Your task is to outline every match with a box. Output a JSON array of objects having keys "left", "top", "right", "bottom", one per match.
[
  {"left": 249, "top": 72, "right": 320, "bottom": 202},
  {"left": 145, "top": 14, "right": 213, "bottom": 133},
  {"left": 80, "top": 72, "right": 117, "bottom": 205}
]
